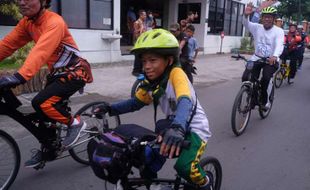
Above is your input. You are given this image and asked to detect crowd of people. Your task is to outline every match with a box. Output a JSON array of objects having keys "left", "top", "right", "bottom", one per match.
[{"left": 129, "top": 8, "right": 200, "bottom": 83}]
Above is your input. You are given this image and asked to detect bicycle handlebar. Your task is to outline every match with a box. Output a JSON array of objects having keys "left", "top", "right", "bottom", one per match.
[{"left": 231, "top": 54, "right": 269, "bottom": 63}]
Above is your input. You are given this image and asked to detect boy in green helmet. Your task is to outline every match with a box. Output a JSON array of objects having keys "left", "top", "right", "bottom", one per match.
[{"left": 95, "top": 29, "right": 212, "bottom": 189}]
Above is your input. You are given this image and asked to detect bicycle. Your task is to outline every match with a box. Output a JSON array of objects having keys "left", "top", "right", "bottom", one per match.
[
  {"left": 0, "top": 87, "right": 120, "bottom": 170},
  {"left": 89, "top": 124, "right": 222, "bottom": 190},
  {"left": 231, "top": 54, "right": 275, "bottom": 136},
  {"left": 0, "top": 129, "right": 21, "bottom": 190},
  {"left": 131, "top": 73, "right": 145, "bottom": 98},
  {"left": 274, "top": 60, "right": 290, "bottom": 88}
]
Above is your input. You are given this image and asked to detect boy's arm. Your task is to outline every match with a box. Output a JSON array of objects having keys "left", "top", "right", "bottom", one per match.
[
  {"left": 109, "top": 98, "right": 146, "bottom": 116},
  {"left": 170, "top": 68, "right": 194, "bottom": 131}
]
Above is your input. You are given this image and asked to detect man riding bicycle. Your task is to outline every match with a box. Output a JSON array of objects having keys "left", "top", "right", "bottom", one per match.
[
  {"left": 95, "top": 29, "right": 212, "bottom": 190},
  {"left": 0, "top": 0, "right": 93, "bottom": 167},
  {"left": 242, "top": 5, "right": 284, "bottom": 110}
]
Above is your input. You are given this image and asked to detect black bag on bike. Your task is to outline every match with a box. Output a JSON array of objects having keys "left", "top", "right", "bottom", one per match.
[{"left": 87, "top": 131, "right": 129, "bottom": 184}]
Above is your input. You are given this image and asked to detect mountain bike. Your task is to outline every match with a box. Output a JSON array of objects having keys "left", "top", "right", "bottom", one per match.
[
  {"left": 231, "top": 54, "right": 275, "bottom": 136},
  {"left": 0, "top": 87, "right": 120, "bottom": 170},
  {"left": 0, "top": 129, "right": 21, "bottom": 190},
  {"left": 274, "top": 61, "right": 290, "bottom": 88},
  {"left": 89, "top": 124, "right": 222, "bottom": 190},
  {"left": 131, "top": 73, "right": 145, "bottom": 98}
]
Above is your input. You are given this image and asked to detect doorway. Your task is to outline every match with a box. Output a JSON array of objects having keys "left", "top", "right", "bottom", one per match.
[{"left": 120, "top": 0, "right": 166, "bottom": 55}]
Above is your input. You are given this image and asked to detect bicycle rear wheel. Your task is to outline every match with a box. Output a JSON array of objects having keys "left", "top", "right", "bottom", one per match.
[
  {"left": 259, "top": 85, "right": 274, "bottom": 119},
  {"left": 274, "top": 69, "right": 284, "bottom": 88},
  {"left": 69, "top": 101, "right": 121, "bottom": 165},
  {"left": 199, "top": 156, "right": 222, "bottom": 190},
  {"left": 0, "top": 130, "right": 21, "bottom": 190},
  {"left": 231, "top": 86, "right": 252, "bottom": 136}
]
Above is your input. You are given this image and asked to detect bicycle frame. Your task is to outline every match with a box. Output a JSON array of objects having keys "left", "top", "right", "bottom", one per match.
[{"left": 0, "top": 89, "right": 45, "bottom": 141}]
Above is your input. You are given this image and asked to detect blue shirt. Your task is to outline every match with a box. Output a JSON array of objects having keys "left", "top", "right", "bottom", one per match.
[{"left": 187, "top": 37, "right": 198, "bottom": 61}]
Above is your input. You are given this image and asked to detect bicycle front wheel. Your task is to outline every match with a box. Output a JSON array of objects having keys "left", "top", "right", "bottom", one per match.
[
  {"left": 0, "top": 130, "right": 21, "bottom": 190},
  {"left": 274, "top": 69, "right": 284, "bottom": 88},
  {"left": 69, "top": 101, "right": 121, "bottom": 165},
  {"left": 231, "top": 86, "right": 252, "bottom": 136},
  {"left": 199, "top": 157, "right": 222, "bottom": 190}
]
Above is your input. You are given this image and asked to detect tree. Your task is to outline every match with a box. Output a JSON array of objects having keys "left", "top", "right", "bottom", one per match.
[
  {"left": 0, "top": 1, "right": 22, "bottom": 20},
  {"left": 277, "top": 0, "right": 310, "bottom": 22},
  {"left": 0, "top": 1, "right": 32, "bottom": 65}
]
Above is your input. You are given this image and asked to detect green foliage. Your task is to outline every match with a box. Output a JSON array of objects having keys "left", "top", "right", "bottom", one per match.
[
  {"left": 0, "top": 2, "right": 22, "bottom": 20},
  {"left": 0, "top": 2, "right": 33, "bottom": 69},
  {"left": 0, "top": 59, "right": 20, "bottom": 70},
  {"left": 240, "top": 37, "right": 253, "bottom": 51},
  {"left": 277, "top": 0, "right": 310, "bottom": 22}
]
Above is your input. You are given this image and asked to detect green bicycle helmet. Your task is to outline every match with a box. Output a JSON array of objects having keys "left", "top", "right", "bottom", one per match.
[
  {"left": 261, "top": 6, "right": 277, "bottom": 15},
  {"left": 131, "top": 29, "right": 179, "bottom": 57}
]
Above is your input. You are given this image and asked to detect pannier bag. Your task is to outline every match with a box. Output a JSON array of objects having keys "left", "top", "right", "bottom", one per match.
[{"left": 87, "top": 131, "right": 129, "bottom": 184}]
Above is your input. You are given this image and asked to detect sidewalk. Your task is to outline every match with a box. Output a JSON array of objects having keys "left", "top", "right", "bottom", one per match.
[{"left": 83, "top": 53, "right": 246, "bottom": 99}]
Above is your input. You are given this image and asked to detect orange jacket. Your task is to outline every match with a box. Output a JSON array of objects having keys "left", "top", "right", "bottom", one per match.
[
  {"left": 285, "top": 32, "right": 302, "bottom": 51},
  {"left": 0, "top": 10, "right": 78, "bottom": 81}
]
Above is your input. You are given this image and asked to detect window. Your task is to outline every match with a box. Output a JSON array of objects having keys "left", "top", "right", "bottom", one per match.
[
  {"left": 0, "top": 0, "right": 114, "bottom": 30},
  {"left": 208, "top": 0, "right": 225, "bottom": 34},
  {"left": 89, "top": 0, "right": 113, "bottom": 30},
  {"left": 209, "top": 0, "right": 244, "bottom": 36},
  {"left": 61, "top": 0, "right": 88, "bottom": 28}
]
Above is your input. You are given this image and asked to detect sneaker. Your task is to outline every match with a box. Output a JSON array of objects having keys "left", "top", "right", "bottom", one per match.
[
  {"left": 62, "top": 119, "right": 87, "bottom": 147},
  {"left": 260, "top": 102, "right": 271, "bottom": 112},
  {"left": 24, "top": 149, "right": 43, "bottom": 168}
]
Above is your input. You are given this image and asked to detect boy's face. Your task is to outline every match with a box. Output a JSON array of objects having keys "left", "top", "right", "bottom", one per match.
[
  {"left": 141, "top": 53, "right": 170, "bottom": 81},
  {"left": 185, "top": 29, "right": 194, "bottom": 37}
]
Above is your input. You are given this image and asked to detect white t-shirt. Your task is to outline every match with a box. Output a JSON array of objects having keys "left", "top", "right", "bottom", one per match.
[{"left": 243, "top": 16, "right": 284, "bottom": 61}]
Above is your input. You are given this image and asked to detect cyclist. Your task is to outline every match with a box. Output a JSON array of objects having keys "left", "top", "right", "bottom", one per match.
[
  {"left": 242, "top": 5, "right": 284, "bottom": 110},
  {"left": 95, "top": 29, "right": 212, "bottom": 189},
  {"left": 283, "top": 23, "right": 302, "bottom": 83},
  {"left": 0, "top": 0, "right": 93, "bottom": 167},
  {"left": 296, "top": 25, "right": 309, "bottom": 70}
]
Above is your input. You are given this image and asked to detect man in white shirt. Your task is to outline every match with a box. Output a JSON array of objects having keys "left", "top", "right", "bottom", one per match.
[{"left": 242, "top": 5, "right": 284, "bottom": 111}]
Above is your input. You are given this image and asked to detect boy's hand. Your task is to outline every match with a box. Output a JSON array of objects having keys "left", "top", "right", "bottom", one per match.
[
  {"left": 93, "top": 102, "right": 111, "bottom": 114},
  {"left": 158, "top": 124, "right": 185, "bottom": 159}
]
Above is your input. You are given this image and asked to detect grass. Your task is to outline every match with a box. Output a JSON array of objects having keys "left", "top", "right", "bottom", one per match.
[{"left": 0, "top": 59, "right": 21, "bottom": 70}]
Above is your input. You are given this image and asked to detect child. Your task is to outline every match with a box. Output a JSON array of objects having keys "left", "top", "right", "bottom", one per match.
[
  {"left": 95, "top": 29, "right": 212, "bottom": 190},
  {"left": 181, "top": 24, "right": 199, "bottom": 83}
]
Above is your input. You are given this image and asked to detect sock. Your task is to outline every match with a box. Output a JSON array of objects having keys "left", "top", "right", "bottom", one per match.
[{"left": 71, "top": 118, "right": 80, "bottom": 126}]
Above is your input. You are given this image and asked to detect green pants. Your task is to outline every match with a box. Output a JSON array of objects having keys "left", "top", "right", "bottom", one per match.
[{"left": 174, "top": 132, "right": 207, "bottom": 186}]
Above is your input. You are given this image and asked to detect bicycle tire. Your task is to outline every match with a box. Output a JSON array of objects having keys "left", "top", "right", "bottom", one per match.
[
  {"left": 0, "top": 130, "right": 21, "bottom": 190},
  {"left": 69, "top": 101, "right": 121, "bottom": 165},
  {"left": 199, "top": 156, "right": 222, "bottom": 190},
  {"left": 259, "top": 84, "right": 274, "bottom": 119},
  {"left": 131, "top": 79, "right": 143, "bottom": 98},
  {"left": 231, "top": 86, "right": 252, "bottom": 136},
  {"left": 274, "top": 69, "right": 283, "bottom": 88}
]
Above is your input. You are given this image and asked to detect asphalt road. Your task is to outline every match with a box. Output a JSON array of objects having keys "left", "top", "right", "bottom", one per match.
[{"left": 4, "top": 61, "right": 310, "bottom": 190}]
